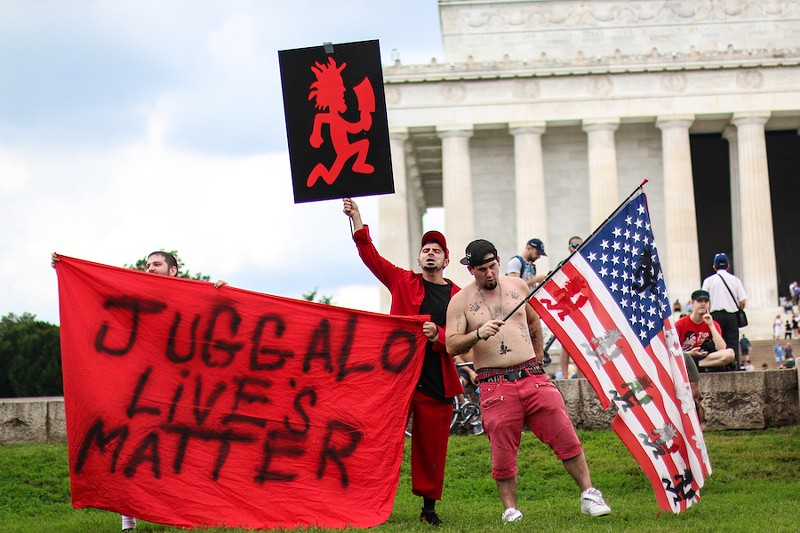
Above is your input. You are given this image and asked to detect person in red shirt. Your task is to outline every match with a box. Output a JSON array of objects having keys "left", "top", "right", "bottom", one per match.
[
  {"left": 343, "top": 198, "right": 463, "bottom": 527},
  {"left": 675, "top": 289, "right": 735, "bottom": 372}
]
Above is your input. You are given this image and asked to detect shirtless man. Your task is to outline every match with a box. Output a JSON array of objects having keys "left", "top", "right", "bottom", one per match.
[{"left": 445, "top": 239, "right": 611, "bottom": 523}]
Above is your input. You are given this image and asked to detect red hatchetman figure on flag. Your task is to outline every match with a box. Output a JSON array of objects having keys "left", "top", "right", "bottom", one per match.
[{"left": 307, "top": 56, "right": 375, "bottom": 187}]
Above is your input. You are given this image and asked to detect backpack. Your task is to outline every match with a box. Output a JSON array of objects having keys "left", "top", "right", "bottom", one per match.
[
  {"left": 513, "top": 255, "right": 536, "bottom": 278},
  {"left": 513, "top": 255, "right": 525, "bottom": 276}
]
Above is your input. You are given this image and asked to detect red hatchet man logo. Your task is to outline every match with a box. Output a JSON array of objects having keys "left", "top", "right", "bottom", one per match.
[
  {"left": 540, "top": 276, "right": 591, "bottom": 320},
  {"left": 306, "top": 56, "right": 375, "bottom": 187}
]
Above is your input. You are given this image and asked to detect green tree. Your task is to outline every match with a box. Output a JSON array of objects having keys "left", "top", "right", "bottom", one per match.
[
  {"left": 0, "top": 313, "right": 62, "bottom": 397},
  {"left": 125, "top": 249, "right": 211, "bottom": 281},
  {"left": 302, "top": 288, "right": 334, "bottom": 305}
]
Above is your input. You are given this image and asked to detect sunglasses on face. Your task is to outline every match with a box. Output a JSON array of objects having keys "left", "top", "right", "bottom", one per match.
[{"left": 570, "top": 243, "right": 581, "bottom": 248}]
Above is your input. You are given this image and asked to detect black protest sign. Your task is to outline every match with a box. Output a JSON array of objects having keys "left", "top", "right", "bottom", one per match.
[{"left": 279, "top": 39, "right": 394, "bottom": 203}]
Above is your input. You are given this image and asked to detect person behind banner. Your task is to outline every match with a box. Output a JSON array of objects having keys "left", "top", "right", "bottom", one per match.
[
  {"left": 445, "top": 239, "right": 611, "bottom": 524},
  {"left": 51, "top": 250, "right": 220, "bottom": 531},
  {"left": 675, "top": 290, "right": 735, "bottom": 373},
  {"left": 343, "top": 198, "right": 462, "bottom": 527}
]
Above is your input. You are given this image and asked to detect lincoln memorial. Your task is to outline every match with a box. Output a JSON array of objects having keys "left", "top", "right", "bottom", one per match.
[{"left": 375, "top": 0, "right": 800, "bottom": 331}]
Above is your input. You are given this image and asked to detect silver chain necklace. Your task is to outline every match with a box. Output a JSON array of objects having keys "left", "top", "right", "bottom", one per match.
[{"left": 477, "top": 280, "right": 508, "bottom": 355}]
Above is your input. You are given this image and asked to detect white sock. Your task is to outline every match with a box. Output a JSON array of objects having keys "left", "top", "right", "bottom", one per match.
[{"left": 121, "top": 515, "right": 136, "bottom": 530}]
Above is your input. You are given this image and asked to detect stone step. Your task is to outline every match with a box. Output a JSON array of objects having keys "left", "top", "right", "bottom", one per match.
[{"left": 746, "top": 338, "right": 798, "bottom": 371}]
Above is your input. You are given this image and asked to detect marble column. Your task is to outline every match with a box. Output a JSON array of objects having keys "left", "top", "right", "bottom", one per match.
[
  {"left": 582, "top": 119, "right": 620, "bottom": 228},
  {"left": 732, "top": 112, "right": 778, "bottom": 308},
  {"left": 406, "top": 167, "right": 425, "bottom": 266},
  {"left": 510, "top": 122, "right": 550, "bottom": 272},
  {"left": 656, "top": 115, "right": 700, "bottom": 303},
  {"left": 723, "top": 127, "right": 742, "bottom": 275},
  {"left": 377, "top": 129, "right": 411, "bottom": 311},
  {"left": 438, "top": 126, "right": 474, "bottom": 288}
]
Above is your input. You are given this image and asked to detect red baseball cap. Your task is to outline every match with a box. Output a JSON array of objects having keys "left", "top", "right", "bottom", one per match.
[{"left": 421, "top": 230, "right": 448, "bottom": 259}]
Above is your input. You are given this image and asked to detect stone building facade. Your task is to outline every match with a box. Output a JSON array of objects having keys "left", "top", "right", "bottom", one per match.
[{"left": 377, "top": 0, "right": 800, "bottom": 329}]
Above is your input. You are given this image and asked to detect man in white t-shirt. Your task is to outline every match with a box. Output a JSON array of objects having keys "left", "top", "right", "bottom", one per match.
[{"left": 701, "top": 253, "right": 747, "bottom": 369}]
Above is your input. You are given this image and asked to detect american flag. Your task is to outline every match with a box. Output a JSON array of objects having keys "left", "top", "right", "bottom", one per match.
[{"left": 529, "top": 188, "right": 710, "bottom": 513}]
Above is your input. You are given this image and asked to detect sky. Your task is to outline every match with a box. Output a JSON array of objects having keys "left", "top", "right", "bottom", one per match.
[{"left": 0, "top": 0, "right": 446, "bottom": 325}]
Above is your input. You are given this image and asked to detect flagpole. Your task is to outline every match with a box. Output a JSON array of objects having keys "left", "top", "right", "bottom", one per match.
[{"left": 501, "top": 178, "right": 649, "bottom": 322}]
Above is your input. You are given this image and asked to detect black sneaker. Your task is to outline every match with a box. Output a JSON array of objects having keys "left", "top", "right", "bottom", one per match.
[{"left": 420, "top": 510, "right": 443, "bottom": 527}]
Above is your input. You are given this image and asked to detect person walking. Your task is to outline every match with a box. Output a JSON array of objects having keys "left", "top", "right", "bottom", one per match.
[{"left": 739, "top": 334, "right": 751, "bottom": 361}]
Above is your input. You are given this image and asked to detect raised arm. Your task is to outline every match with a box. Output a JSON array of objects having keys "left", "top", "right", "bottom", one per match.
[
  {"left": 706, "top": 315, "right": 727, "bottom": 352},
  {"left": 343, "top": 197, "right": 365, "bottom": 232},
  {"left": 342, "top": 197, "right": 407, "bottom": 289}
]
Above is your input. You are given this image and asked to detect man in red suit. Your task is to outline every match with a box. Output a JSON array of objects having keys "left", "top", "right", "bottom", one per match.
[{"left": 343, "top": 198, "right": 462, "bottom": 527}]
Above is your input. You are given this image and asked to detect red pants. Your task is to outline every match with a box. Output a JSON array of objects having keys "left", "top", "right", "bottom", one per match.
[
  {"left": 409, "top": 390, "right": 453, "bottom": 500},
  {"left": 480, "top": 373, "right": 583, "bottom": 479}
]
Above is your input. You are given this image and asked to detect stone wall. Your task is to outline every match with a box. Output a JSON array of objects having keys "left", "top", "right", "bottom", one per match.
[
  {"left": 0, "top": 397, "right": 66, "bottom": 444},
  {"left": 2, "top": 371, "right": 797, "bottom": 443},
  {"left": 439, "top": 0, "right": 800, "bottom": 64},
  {"left": 554, "top": 368, "right": 799, "bottom": 430}
]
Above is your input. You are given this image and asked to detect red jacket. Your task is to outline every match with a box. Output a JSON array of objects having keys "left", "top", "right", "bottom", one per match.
[{"left": 353, "top": 225, "right": 463, "bottom": 398}]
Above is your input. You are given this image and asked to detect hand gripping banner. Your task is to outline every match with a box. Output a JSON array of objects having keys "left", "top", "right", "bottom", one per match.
[{"left": 55, "top": 256, "right": 426, "bottom": 529}]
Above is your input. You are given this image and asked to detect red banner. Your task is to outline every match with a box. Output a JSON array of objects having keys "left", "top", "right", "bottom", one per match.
[{"left": 55, "top": 256, "right": 426, "bottom": 529}]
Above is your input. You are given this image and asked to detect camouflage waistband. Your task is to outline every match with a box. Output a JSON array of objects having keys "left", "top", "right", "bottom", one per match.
[{"left": 476, "top": 357, "right": 545, "bottom": 380}]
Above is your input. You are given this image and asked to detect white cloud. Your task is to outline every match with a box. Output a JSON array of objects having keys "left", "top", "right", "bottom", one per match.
[
  {"left": 0, "top": 150, "right": 31, "bottom": 194},
  {"left": 328, "top": 284, "right": 381, "bottom": 313},
  {"left": 207, "top": 13, "right": 259, "bottom": 68},
  {"left": 0, "top": 0, "right": 441, "bottom": 325},
  {"left": 0, "top": 126, "right": 380, "bottom": 323}
]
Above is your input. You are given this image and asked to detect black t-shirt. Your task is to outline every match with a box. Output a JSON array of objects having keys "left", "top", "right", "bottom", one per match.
[{"left": 417, "top": 279, "right": 453, "bottom": 403}]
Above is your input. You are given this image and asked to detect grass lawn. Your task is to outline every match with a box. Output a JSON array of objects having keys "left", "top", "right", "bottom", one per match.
[{"left": 1, "top": 426, "right": 798, "bottom": 532}]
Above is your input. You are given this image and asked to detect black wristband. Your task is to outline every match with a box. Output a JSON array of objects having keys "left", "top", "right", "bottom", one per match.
[{"left": 476, "top": 329, "right": 482, "bottom": 341}]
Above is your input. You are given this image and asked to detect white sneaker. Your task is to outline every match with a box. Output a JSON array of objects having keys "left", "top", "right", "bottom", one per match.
[
  {"left": 581, "top": 488, "right": 612, "bottom": 517},
  {"left": 501, "top": 507, "right": 523, "bottom": 523}
]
